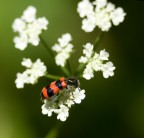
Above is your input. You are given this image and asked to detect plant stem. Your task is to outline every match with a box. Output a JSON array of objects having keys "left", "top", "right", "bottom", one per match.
[
  {"left": 45, "top": 122, "right": 62, "bottom": 138},
  {"left": 45, "top": 74, "right": 61, "bottom": 80},
  {"left": 66, "top": 60, "right": 72, "bottom": 75},
  {"left": 74, "top": 63, "right": 85, "bottom": 76},
  {"left": 93, "top": 30, "right": 104, "bottom": 50},
  {"left": 60, "top": 66, "right": 71, "bottom": 77},
  {"left": 40, "top": 35, "right": 54, "bottom": 57}
]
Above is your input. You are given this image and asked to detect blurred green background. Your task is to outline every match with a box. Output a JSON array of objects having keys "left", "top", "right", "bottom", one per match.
[{"left": 0, "top": 0, "right": 144, "bottom": 138}]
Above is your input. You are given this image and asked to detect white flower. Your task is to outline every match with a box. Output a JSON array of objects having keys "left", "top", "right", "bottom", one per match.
[
  {"left": 79, "top": 43, "right": 94, "bottom": 63},
  {"left": 101, "top": 61, "right": 116, "bottom": 78},
  {"left": 73, "top": 88, "right": 86, "bottom": 104},
  {"left": 41, "top": 83, "right": 86, "bottom": 121},
  {"left": 99, "top": 49, "right": 109, "bottom": 60},
  {"left": 110, "top": 7, "right": 126, "bottom": 26},
  {"left": 21, "top": 6, "right": 36, "bottom": 23},
  {"left": 12, "top": 18, "right": 26, "bottom": 33},
  {"left": 41, "top": 100, "right": 57, "bottom": 116},
  {"left": 95, "top": 9, "right": 112, "bottom": 31},
  {"left": 82, "top": 17, "right": 96, "bottom": 32},
  {"left": 58, "top": 33, "right": 72, "bottom": 47},
  {"left": 79, "top": 43, "right": 115, "bottom": 80},
  {"left": 15, "top": 58, "right": 47, "bottom": 88},
  {"left": 52, "top": 33, "right": 74, "bottom": 67},
  {"left": 21, "top": 58, "right": 33, "bottom": 68},
  {"left": 93, "top": 0, "right": 107, "bottom": 9},
  {"left": 77, "top": 0, "right": 93, "bottom": 18},
  {"left": 12, "top": 5, "right": 49, "bottom": 50},
  {"left": 13, "top": 33, "right": 28, "bottom": 50},
  {"left": 106, "top": 2, "right": 115, "bottom": 12},
  {"left": 77, "top": 0, "right": 126, "bottom": 32},
  {"left": 65, "top": 99, "right": 75, "bottom": 108},
  {"left": 54, "top": 105, "right": 69, "bottom": 121},
  {"left": 15, "top": 71, "right": 29, "bottom": 88},
  {"left": 83, "top": 65, "right": 94, "bottom": 80}
]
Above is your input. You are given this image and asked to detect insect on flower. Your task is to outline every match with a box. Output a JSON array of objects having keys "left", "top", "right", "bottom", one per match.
[{"left": 41, "top": 77, "right": 79, "bottom": 101}]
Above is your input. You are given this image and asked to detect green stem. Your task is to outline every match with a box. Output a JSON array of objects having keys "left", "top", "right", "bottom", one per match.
[
  {"left": 74, "top": 63, "right": 86, "bottom": 76},
  {"left": 93, "top": 30, "right": 104, "bottom": 51},
  {"left": 60, "top": 66, "right": 71, "bottom": 77},
  {"left": 45, "top": 74, "right": 61, "bottom": 80},
  {"left": 40, "top": 35, "right": 54, "bottom": 57},
  {"left": 66, "top": 60, "right": 72, "bottom": 75},
  {"left": 45, "top": 122, "right": 62, "bottom": 138}
]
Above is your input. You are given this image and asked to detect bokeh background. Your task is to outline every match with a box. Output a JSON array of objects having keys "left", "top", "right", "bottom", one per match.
[{"left": 0, "top": 0, "right": 144, "bottom": 138}]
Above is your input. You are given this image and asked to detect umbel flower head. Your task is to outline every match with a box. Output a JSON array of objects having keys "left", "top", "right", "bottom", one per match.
[
  {"left": 12, "top": 6, "right": 49, "bottom": 50},
  {"left": 41, "top": 87, "right": 85, "bottom": 121},
  {"left": 77, "top": 0, "right": 126, "bottom": 32},
  {"left": 52, "top": 33, "right": 74, "bottom": 67},
  {"left": 79, "top": 43, "right": 115, "bottom": 80},
  {"left": 15, "top": 58, "right": 47, "bottom": 88}
]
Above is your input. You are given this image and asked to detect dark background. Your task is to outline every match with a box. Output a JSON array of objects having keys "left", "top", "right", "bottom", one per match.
[{"left": 0, "top": 0, "right": 144, "bottom": 138}]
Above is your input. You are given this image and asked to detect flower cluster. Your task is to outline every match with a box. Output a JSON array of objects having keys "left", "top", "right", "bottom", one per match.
[
  {"left": 12, "top": 0, "right": 125, "bottom": 122},
  {"left": 42, "top": 87, "right": 85, "bottom": 121},
  {"left": 79, "top": 43, "right": 115, "bottom": 80},
  {"left": 52, "top": 33, "right": 74, "bottom": 67},
  {"left": 15, "top": 58, "right": 47, "bottom": 88},
  {"left": 77, "top": 0, "right": 126, "bottom": 32},
  {"left": 12, "top": 6, "right": 49, "bottom": 50}
]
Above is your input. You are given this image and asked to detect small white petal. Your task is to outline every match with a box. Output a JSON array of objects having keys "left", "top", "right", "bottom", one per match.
[
  {"left": 83, "top": 65, "right": 94, "bottom": 80},
  {"left": 101, "top": 61, "right": 116, "bottom": 78},
  {"left": 37, "top": 17, "right": 49, "bottom": 30},
  {"left": 58, "top": 33, "right": 72, "bottom": 47},
  {"left": 93, "top": 0, "right": 107, "bottom": 9},
  {"left": 110, "top": 7, "right": 126, "bottom": 26},
  {"left": 82, "top": 17, "right": 96, "bottom": 32},
  {"left": 55, "top": 105, "right": 69, "bottom": 121},
  {"left": 73, "top": 88, "right": 86, "bottom": 104},
  {"left": 12, "top": 18, "right": 26, "bottom": 33},
  {"left": 22, "top": 6, "right": 36, "bottom": 22},
  {"left": 99, "top": 49, "right": 109, "bottom": 60},
  {"left": 13, "top": 33, "right": 28, "bottom": 50},
  {"left": 21, "top": 58, "right": 32, "bottom": 68},
  {"left": 77, "top": 0, "right": 94, "bottom": 18},
  {"left": 106, "top": 2, "right": 115, "bottom": 12}
]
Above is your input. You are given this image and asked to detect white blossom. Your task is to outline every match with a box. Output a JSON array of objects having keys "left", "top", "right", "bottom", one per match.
[
  {"left": 12, "top": 18, "right": 26, "bottom": 33},
  {"left": 21, "top": 58, "right": 33, "bottom": 68},
  {"left": 93, "top": 0, "right": 107, "bottom": 9},
  {"left": 77, "top": 0, "right": 93, "bottom": 18},
  {"left": 83, "top": 65, "right": 94, "bottom": 80},
  {"left": 15, "top": 71, "right": 29, "bottom": 88},
  {"left": 13, "top": 33, "right": 28, "bottom": 50},
  {"left": 12, "top": 5, "right": 49, "bottom": 50},
  {"left": 77, "top": 0, "right": 126, "bottom": 32},
  {"left": 21, "top": 6, "right": 36, "bottom": 23},
  {"left": 41, "top": 100, "right": 57, "bottom": 116},
  {"left": 55, "top": 105, "right": 69, "bottom": 121},
  {"left": 15, "top": 58, "right": 47, "bottom": 88},
  {"left": 73, "top": 88, "right": 85, "bottom": 104},
  {"left": 110, "top": 7, "right": 126, "bottom": 26},
  {"left": 41, "top": 86, "right": 85, "bottom": 121},
  {"left": 79, "top": 43, "right": 115, "bottom": 80},
  {"left": 52, "top": 33, "right": 74, "bottom": 67},
  {"left": 101, "top": 61, "right": 116, "bottom": 78}
]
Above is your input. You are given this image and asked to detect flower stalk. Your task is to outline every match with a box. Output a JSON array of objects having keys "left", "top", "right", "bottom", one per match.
[
  {"left": 45, "top": 74, "right": 62, "bottom": 80},
  {"left": 40, "top": 35, "right": 54, "bottom": 57},
  {"left": 93, "top": 31, "right": 104, "bottom": 50}
]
